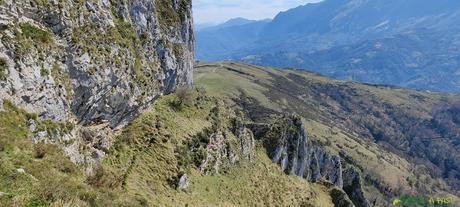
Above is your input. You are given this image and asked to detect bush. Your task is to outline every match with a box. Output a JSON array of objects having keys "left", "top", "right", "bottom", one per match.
[
  {"left": 20, "top": 23, "right": 52, "bottom": 44},
  {"left": 34, "top": 144, "right": 47, "bottom": 159},
  {"left": 40, "top": 68, "right": 49, "bottom": 77},
  {"left": 175, "top": 86, "right": 194, "bottom": 107},
  {"left": 0, "top": 58, "right": 7, "bottom": 80}
]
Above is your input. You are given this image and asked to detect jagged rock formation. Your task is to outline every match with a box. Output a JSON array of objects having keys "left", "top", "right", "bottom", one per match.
[
  {"left": 0, "top": 0, "right": 193, "bottom": 127},
  {"left": 258, "top": 114, "right": 370, "bottom": 207},
  {"left": 199, "top": 129, "right": 238, "bottom": 175},
  {"left": 343, "top": 167, "right": 369, "bottom": 207},
  {"left": 233, "top": 116, "right": 255, "bottom": 161},
  {"left": 330, "top": 187, "right": 355, "bottom": 207},
  {"left": 263, "top": 115, "right": 343, "bottom": 185},
  {"left": 198, "top": 106, "right": 255, "bottom": 175},
  {"left": 0, "top": 0, "right": 194, "bottom": 168}
]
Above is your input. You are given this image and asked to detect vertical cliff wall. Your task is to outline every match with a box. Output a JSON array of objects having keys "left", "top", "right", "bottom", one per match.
[
  {"left": 254, "top": 114, "right": 370, "bottom": 207},
  {"left": 0, "top": 0, "right": 194, "bottom": 128}
]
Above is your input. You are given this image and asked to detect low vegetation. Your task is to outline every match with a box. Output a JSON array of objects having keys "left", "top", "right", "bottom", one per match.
[
  {"left": 50, "top": 64, "right": 73, "bottom": 100},
  {"left": 155, "top": 0, "right": 185, "bottom": 31},
  {"left": 13, "top": 23, "right": 54, "bottom": 58},
  {"left": 20, "top": 23, "right": 53, "bottom": 45},
  {"left": 0, "top": 100, "right": 89, "bottom": 206},
  {"left": 0, "top": 58, "right": 6, "bottom": 80}
]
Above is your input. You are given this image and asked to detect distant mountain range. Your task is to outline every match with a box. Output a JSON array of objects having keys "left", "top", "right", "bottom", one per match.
[{"left": 196, "top": 0, "right": 460, "bottom": 92}]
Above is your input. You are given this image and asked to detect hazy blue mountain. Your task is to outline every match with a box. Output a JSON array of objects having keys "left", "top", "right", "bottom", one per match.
[
  {"left": 196, "top": 18, "right": 269, "bottom": 60},
  {"left": 195, "top": 23, "right": 216, "bottom": 31},
  {"left": 196, "top": 0, "right": 460, "bottom": 92}
]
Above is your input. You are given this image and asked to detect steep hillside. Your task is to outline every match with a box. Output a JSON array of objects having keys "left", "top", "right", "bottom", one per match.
[
  {"left": 0, "top": 90, "right": 338, "bottom": 206},
  {"left": 195, "top": 61, "right": 460, "bottom": 206},
  {"left": 3, "top": 59, "right": 460, "bottom": 206},
  {"left": 196, "top": 0, "right": 460, "bottom": 92},
  {"left": 0, "top": 0, "right": 193, "bottom": 169}
]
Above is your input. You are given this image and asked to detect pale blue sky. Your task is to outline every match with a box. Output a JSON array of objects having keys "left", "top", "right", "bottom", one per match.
[{"left": 194, "top": 0, "right": 323, "bottom": 24}]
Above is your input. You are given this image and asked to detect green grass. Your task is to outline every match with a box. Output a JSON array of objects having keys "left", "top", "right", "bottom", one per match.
[
  {"left": 0, "top": 100, "right": 82, "bottom": 206},
  {"left": 0, "top": 100, "right": 139, "bottom": 206},
  {"left": 155, "top": 0, "right": 183, "bottom": 31},
  {"left": 13, "top": 23, "right": 54, "bottom": 58},
  {"left": 20, "top": 23, "right": 52, "bottom": 45}
]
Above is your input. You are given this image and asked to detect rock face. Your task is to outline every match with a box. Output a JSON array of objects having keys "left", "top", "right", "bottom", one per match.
[
  {"left": 261, "top": 114, "right": 369, "bottom": 207},
  {"left": 199, "top": 129, "right": 238, "bottom": 175},
  {"left": 199, "top": 118, "right": 255, "bottom": 174},
  {"left": 233, "top": 117, "right": 255, "bottom": 161},
  {"left": 0, "top": 0, "right": 193, "bottom": 171},
  {"left": 0, "top": 0, "right": 194, "bottom": 127},
  {"left": 269, "top": 115, "right": 343, "bottom": 186},
  {"left": 330, "top": 187, "right": 355, "bottom": 207},
  {"left": 343, "top": 167, "right": 369, "bottom": 207}
]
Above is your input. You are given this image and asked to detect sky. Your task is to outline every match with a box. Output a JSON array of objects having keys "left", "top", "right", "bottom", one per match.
[{"left": 194, "top": 0, "right": 323, "bottom": 25}]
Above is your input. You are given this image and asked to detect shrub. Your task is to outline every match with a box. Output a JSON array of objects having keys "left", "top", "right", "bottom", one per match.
[
  {"left": 175, "top": 86, "right": 194, "bottom": 107},
  {"left": 34, "top": 144, "right": 47, "bottom": 159},
  {"left": 20, "top": 23, "right": 52, "bottom": 44},
  {"left": 40, "top": 68, "right": 49, "bottom": 77},
  {"left": 0, "top": 58, "right": 7, "bottom": 80}
]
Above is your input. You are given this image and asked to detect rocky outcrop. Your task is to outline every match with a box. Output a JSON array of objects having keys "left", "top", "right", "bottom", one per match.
[
  {"left": 0, "top": 0, "right": 193, "bottom": 169},
  {"left": 343, "top": 167, "right": 369, "bottom": 207},
  {"left": 0, "top": 0, "right": 193, "bottom": 127},
  {"left": 330, "top": 187, "right": 355, "bottom": 207},
  {"left": 199, "top": 129, "right": 238, "bottom": 175},
  {"left": 233, "top": 117, "right": 255, "bottom": 161},
  {"left": 177, "top": 173, "right": 190, "bottom": 191},
  {"left": 268, "top": 115, "right": 343, "bottom": 186},
  {"left": 259, "top": 114, "right": 369, "bottom": 207},
  {"left": 196, "top": 103, "right": 256, "bottom": 175}
]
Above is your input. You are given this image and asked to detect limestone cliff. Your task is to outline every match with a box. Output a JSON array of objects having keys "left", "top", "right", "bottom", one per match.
[
  {"left": 0, "top": 0, "right": 193, "bottom": 167},
  {"left": 254, "top": 114, "right": 370, "bottom": 207},
  {"left": 0, "top": 0, "right": 193, "bottom": 127}
]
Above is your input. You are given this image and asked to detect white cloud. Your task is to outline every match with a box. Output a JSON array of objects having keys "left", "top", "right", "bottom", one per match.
[{"left": 194, "top": 0, "right": 323, "bottom": 24}]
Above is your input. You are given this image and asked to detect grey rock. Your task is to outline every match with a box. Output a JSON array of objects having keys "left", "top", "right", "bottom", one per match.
[
  {"left": 270, "top": 114, "right": 343, "bottom": 187},
  {"left": 177, "top": 173, "right": 189, "bottom": 191},
  {"left": 343, "top": 167, "right": 370, "bottom": 207},
  {"left": 28, "top": 119, "right": 37, "bottom": 133},
  {"left": 200, "top": 130, "right": 237, "bottom": 175},
  {"left": 0, "top": 0, "right": 193, "bottom": 127},
  {"left": 260, "top": 114, "right": 370, "bottom": 206},
  {"left": 233, "top": 117, "right": 255, "bottom": 161},
  {"left": 85, "top": 1, "right": 96, "bottom": 12},
  {"left": 330, "top": 187, "right": 356, "bottom": 207},
  {"left": 35, "top": 131, "right": 49, "bottom": 143}
]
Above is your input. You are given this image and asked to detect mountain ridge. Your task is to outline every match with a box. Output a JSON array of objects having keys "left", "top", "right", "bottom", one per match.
[{"left": 196, "top": 0, "right": 460, "bottom": 92}]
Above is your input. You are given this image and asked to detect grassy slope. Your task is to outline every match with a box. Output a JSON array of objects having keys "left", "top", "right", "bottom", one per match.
[
  {"left": 0, "top": 93, "right": 334, "bottom": 206},
  {"left": 103, "top": 93, "right": 333, "bottom": 207},
  {"left": 195, "top": 61, "right": 460, "bottom": 205}
]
